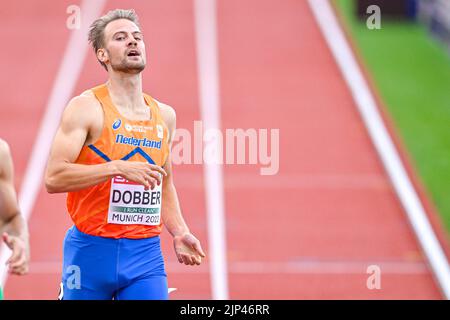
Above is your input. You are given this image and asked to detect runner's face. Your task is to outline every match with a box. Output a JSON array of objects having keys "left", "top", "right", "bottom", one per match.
[{"left": 103, "top": 19, "right": 146, "bottom": 73}]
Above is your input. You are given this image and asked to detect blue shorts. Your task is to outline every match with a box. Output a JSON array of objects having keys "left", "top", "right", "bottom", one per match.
[{"left": 60, "top": 226, "right": 168, "bottom": 300}]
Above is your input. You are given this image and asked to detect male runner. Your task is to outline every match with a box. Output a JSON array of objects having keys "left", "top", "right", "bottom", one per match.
[
  {"left": 45, "top": 9, "right": 205, "bottom": 300},
  {"left": 0, "top": 139, "right": 30, "bottom": 300}
]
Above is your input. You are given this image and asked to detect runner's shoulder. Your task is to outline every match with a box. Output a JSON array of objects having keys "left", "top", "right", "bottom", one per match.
[
  {"left": 0, "top": 139, "right": 11, "bottom": 177},
  {"left": 68, "top": 90, "right": 101, "bottom": 110},
  {"left": 154, "top": 99, "right": 176, "bottom": 129},
  {"left": 63, "top": 91, "right": 102, "bottom": 124},
  {"left": 0, "top": 139, "right": 11, "bottom": 159}
]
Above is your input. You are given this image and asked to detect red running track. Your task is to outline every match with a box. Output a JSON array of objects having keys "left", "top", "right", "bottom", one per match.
[{"left": 1, "top": 0, "right": 447, "bottom": 299}]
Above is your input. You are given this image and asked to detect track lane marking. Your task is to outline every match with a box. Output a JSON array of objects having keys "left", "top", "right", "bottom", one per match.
[{"left": 308, "top": 0, "right": 450, "bottom": 299}]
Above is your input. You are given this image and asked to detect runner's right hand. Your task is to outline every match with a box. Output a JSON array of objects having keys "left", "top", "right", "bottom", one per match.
[
  {"left": 3, "top": 232, "right": 30, "bottom": 276},
  {"left": 113, "top": 160, "right": 167, "bottom": 190}
]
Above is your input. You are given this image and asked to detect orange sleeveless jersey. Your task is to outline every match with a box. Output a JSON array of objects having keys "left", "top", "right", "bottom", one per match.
[{"left": 66, "top": 84, "right": 170, "bottom": 239}]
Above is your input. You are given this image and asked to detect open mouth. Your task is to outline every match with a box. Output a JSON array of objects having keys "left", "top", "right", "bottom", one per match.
[{"left": 127, "top": 50, "right": 140, "bottom": 57}]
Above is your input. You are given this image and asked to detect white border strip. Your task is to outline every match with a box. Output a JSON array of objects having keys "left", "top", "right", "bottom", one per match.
[
  {"left": 308, "top": 0, "right": 450, "bottom": 299},
  {"left": 0, "top": 0, "right": 106, "bottom": 288},
  {"left": 194, "top": 0, "right": 229, "bottom": 300}
]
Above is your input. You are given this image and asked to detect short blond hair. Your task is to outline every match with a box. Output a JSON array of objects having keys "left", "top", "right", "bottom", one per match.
[{"left": 88, "top": 9, "right": 141, "bottom": 70}]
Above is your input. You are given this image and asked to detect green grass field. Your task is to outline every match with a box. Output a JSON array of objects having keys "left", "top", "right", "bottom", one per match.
[{"left": 334, "top": 0, "right": 450, "bottom": 233}]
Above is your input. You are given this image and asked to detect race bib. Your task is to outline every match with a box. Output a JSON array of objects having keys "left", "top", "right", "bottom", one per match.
[{"left": 108, "top": 176, "right": 162, "bottom": 226}]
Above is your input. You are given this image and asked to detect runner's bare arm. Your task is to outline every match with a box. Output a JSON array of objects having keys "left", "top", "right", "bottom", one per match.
[
  {"left": 45, "top": 96, "right": 166, "bottom": 193},
  {"left": 158, "top": 102, "right": 206, "bottom": 266},
  {"left": 0, "top": 139, "right": 30, "bottom": 275}
]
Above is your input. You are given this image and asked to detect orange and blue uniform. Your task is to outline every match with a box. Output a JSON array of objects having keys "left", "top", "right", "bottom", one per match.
[{"left": 60, "top": 84, "right": 170, "bottom": 300}]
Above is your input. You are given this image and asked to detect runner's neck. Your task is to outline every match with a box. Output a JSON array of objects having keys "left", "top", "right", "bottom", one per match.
[{"left": 106, "top": 72, "right": 147, "bottom": 112}]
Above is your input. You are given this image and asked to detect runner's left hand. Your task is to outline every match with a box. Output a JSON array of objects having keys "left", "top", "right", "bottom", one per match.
[{"left": 173, "top": 233, "right": 206, "bottom": 266}]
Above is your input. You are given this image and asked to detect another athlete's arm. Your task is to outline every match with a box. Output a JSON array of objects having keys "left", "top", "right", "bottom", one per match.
[
  {"left": 0, "top": 139, "right": 30, "bottom": 275},
  {"left": 159, "top": 102, "right": 206, "bottom": 266},
  {"left": 45, "top": 95, "right": 166, "bottom": 193}
]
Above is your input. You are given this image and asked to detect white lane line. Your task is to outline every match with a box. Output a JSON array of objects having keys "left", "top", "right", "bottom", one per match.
[
  {"left": 174, "top": 172, "right": 391, "bottom": 190},
  {"left": 308, "top": 0, "right": 450, "bottom": 299},
  {"left": 27, "top": 260, "right": 428, "bottom": 275},
  {"left": 0, "top": 0, "right": 107, "bottom": 288},
  {"left": 194, "top": 0, "right": 229, "bottom": 300},
  {"left": 228, "top": 261, "right": 428, "bottom": 275}
]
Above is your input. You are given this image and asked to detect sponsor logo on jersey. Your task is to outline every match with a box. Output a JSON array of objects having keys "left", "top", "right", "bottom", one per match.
[
  {"left": 125, "top": 123, "right": 153, "bottom": 133},
  {"left": 115, "top": 134, "right": 162, "bottom": 149},
  {"left": 157, "top": 124, "right": 164, "bottom": 139},
  {"left": 112, "top": 119, "right": 122, "bottom": 130}
]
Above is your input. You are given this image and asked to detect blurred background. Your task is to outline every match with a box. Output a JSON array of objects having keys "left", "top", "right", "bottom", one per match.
[{"left": 0, "top": 0, "right": 449, "bottom": 299}]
